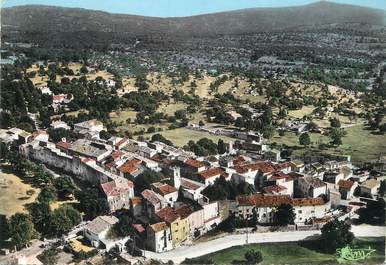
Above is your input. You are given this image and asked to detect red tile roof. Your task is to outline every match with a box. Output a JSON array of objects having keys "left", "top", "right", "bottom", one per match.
[
  {"left": 198, "top": 167, "right": 225, "bottom": 179},
  {"left": 175, "top": 205, "right": 193, "bottom": 219},
  {"left": 338, "top": 179, "right": 355, "bottom": 189},
  {"left": 263, "top": 185, "right": 287, "bottom": 194},
  {"left": 156, "top": 207, "right": 179, "bottom": 223},
  {"left": 56, "top": 141, "right": 71, "bottom": 150},
  {"left": 118, "top": 159, "right": 140, "bottom": 175},
  {"left": 115, "top": 137, "right": 128, "bottom": 148},
  {"left": 233, "top": 156, "right": 247, "bottom": 166},
  {"left": 150, "top": 222, "right": 168, "bottom": 232},
  {"left": 132, "top": 223, "right": 145, "bottom": 233},
  {"left": 269, "top": 172, "right": 292, "bottom": 181},
  {"left": 130, "top": 196, "right": 142, "bottom": 206},
  {"left": 185, "top": 159, "right": 205, "bottom": 169},
  {"left": 111, "top": 150, "right": 123, "bottom": 160},
  {"left": 237, "top": 194, "right": 325, "bottom": 207},
  {"left": 101, "top": 178, "right": 134, "bottom": 197},
  {"left": 157, "top": 184, "right": 177, "bottom": 195}
]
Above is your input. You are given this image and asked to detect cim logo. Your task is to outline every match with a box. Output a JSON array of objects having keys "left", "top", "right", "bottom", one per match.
[{"left": 336, "top": 246, "right": 376, "bottom": 263}]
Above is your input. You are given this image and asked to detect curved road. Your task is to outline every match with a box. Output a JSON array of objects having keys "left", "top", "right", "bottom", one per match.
[{"left": 144, "top": 225, "right": 384, "bottom": 264}]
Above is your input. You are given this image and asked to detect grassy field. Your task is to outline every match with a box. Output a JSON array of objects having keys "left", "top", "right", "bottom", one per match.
[
  {"left": 270, "top": 125, "right": 385, "bottom": 163},
  {"left": 191, "top": 237, "right": 384, "bottom": 265},
  {"left": 142, "top": 127, "right": 235, "bottom": 147},
  {"left": 0, "top": 168, "right": 40, "bottom": 216}
]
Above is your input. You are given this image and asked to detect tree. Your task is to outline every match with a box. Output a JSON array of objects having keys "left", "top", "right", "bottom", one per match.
[
  {"left": 329, "top": 128, "right": 347, "bottom": 146},
  {"left": 37, "top": 186, "right": 57, "bottom": 204},
  {"left": 0, "top": 214, "right": 9, "bottom": 241},
  {"left": 273, "top": 204, "right": 295, "bottom": 226},
  {"left": 48, "top": 205, "right": 81, "bottom": 236},
  {"left": 80, "top": 65, "right": 88, "bottom": 74},
  {"left": 329, "top": 117, "right": 341, "bottom": 128},
  {"left": 299, "top": 133, "right": 311, "bottom": 146},
  {"left": 54, "top": 177, "right": 77, "bottom": 200},
  {"left": 357, "top": 198, "right": 385, "bottom": 225},
  {"left": 38, "top": 247, "right": 59, "bottom": 265},
  {"left": 320, "top": 219, "right": 354, "bottom": 252},
  {"left": 111, "top": 215, "right": 134, "bottom": 238},
  {"left": 244, "top": 249, "right": 263, "bottom": 264},
  {"left": 134, "top": 170, "right": 163, "bottom": 194},
  {"left": 76, "top": 188, "right": 109, "bottom": 219},
  {"left": 217, "top": 139, "right": 227, "bottom": 154},
  {"left": 27, "top": 202, "right": 51, "bottom": 234},
  {"left": 8, "top": 213, "right": 37, "bottom": 249}
]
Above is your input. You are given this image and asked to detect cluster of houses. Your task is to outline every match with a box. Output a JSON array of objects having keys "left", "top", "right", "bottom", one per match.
[{"left": 1, "top": 118, "right": 384, "bottom": 255}]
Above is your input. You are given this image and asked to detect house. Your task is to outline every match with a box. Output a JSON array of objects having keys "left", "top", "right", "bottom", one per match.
[
  {"left": 101, "top": 177, "right": 134, "bottom": 212},
  {"left": 180, "top": 177, "right": 206, "bottom": 202},
  {"left": 31, "top": 130, "right": 49, "bottom": 142},
  {"left": 117, "top": 159, "right": 141, "bottom": 178},
  {"left": 0, "top": 128, "right": 31, "bottom": 146},
  {"left": 74, "top": 119, "right": 104, "bottom": 139},
  {"left": 264, "top": 149, "right": 281, "bottom": 162},
  {"left": 337, "top": 180, "right": 358, "bottom": 200},
  {"left": 155, "top": 207, "right": 189, "bottom": 247},
  {"left": 183, "top": 159, "right": 207, "bottom": 175},
  {"left": 141, "top": 189, "right": 168, "bottom": 218},
  {"left": 323, "top": 171, "right": 345, "bottom": 185},
  {"left": 360, "top": 179, "right": 380, "bottom": 197},
  {"left": 84, "top": 215, "right": 128, "bottom": 252},
  {"left": 57, "top": 139, "right": 112, "bottom": 162},
  {"left": 130, "top": 197, "right": 143, "bottom": 217},
  {"left": 151, "top": 182, "right": 178, "bottom": 207},
  {"left": 236, "top": 194, "right": 330, "bottom": 224},
  {"left": 146, "top": 222, "right": 173, "bottom": 253},
  {"left": 175, "top": 203, "right": 205, "bottom": 238},
  {"left": 290, "top": 160, "right": 305, "bottom": 173},
  {"left": 197, "top": 167, "right": 228, "bottom": 185},
  {"left": 296, "top": 176, "right": 327, "bottom": 198},
  {"left": 50, "top": 120, "right": 71, "bottom": 130},
  {"left": 266, "top": 172, "right": 294, "bottom": 197}
]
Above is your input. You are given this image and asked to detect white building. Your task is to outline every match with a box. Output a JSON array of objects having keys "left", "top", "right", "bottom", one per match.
[
  {"left": 146, "top": 222, "right": 173, "bottom": 253},
  {"left": 236, "top": 194, "right": 330, "bottom": 224},
  {"left": 84, "top": 215, "right": 129, "bottom": 252}
]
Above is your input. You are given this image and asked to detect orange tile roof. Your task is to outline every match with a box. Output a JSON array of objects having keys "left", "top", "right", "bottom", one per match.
[
  {"left": 157, "top": 184, "right": 177, "bottom": 195},
  {"left": 156, "top": 207, "right": 179, "bottom": 223},
  {"left": 263, "top": 185, "right": 287, "bottom": 194},
  {"left": 338, "top": 179, "right": 355, "bottom": 189},
  {"left": 150, "top": 222, "right": 168, "bottom": 232},
  {"left": 237, "top": 194, "right": 325, "bottom": 207},
  {"left": 56, "top": 141, "right": 71, "bottom": 150},
  {"left": 185, "top": 159, "right": 205, "bottom": 168},
  {"left": 101, "top": 179, "right": 134, "bottom": 197},
  {"left": 118, "top": 159, "right": 140, "bottom": 174},
  {"left": 130, "top": 196, "right": 142, "bottom": 206},
  {"left": 198, "top": 167, "right": 225, "bottom": 179},
  {"left": 175, "top": 205, "right": 193, "bottom": 219}
]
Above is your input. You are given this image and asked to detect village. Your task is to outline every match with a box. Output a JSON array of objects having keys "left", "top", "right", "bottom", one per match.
[{"left": 0, "top": 111, "right": 385, "bottom": 264}]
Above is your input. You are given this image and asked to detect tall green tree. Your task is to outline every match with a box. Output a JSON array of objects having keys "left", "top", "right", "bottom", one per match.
[
  {"left": 48, "top": 205, "right": 81, "bottom": 236},
  {"left": 273, "top": 204, "right": 296, "bottom": 226},
  {"left": 320, "top": 219, "right": 354, "bottom": 253},
  {"left": 299, "top": 133, "right": 311, "bottom": 146},
  {"left": 8, "top": 213, "right": 37, "bottom": 249}
]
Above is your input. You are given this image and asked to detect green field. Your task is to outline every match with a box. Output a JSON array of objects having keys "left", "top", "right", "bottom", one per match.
[
  {"left": 270, "top": 125, "right": 386, "bottom": 163},
  {"left": 142, "top": 127, "right": 235, "bottom": 147},
  {"left": 189, "top": 237, "right": 384, "bottom": 265}
]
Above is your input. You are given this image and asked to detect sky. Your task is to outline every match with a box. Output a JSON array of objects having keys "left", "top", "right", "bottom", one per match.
[{"left": 2, "top": 0, "right": 386, "bottom": 17}]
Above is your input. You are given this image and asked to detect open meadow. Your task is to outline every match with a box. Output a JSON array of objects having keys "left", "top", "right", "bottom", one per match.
[{"left": 0, "top": 168, "right": 40, "bottom": 216}]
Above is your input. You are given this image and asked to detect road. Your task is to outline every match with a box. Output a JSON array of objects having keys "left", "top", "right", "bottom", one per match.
[{"left": 144, "top": 225, "right": 385, "bottom": 264}]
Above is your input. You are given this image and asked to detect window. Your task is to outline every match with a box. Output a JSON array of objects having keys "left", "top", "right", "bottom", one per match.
[{"left": 298, "top": 210, "right": 302, "bottom": 214}]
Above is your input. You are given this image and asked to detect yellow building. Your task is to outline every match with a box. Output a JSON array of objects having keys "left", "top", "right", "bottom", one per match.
[{"left": 156, "top": 207, "right": 190, "bottom": 247}]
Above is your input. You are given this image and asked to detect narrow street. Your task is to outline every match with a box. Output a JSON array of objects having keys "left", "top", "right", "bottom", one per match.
[{"left": 144, "top": 225, "right": 385, "bottom": 264}]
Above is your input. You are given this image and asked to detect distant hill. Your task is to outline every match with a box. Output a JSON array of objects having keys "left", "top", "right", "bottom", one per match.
[{"left": 1, "top": 1, "right": 385, "bottom": 48}]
